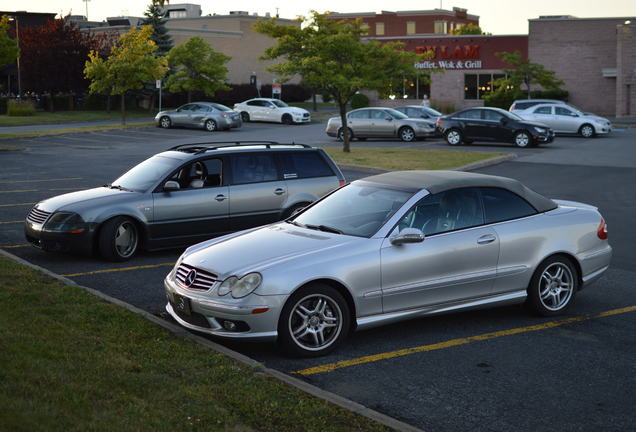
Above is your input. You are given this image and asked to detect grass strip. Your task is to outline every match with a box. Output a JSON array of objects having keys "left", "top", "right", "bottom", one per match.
[
  {"left": 0, "top": 256, "right": 389, "bottom": 432},
  {"left": 0, "top": 111, "right": 152, "bottom": 126},
  {"left": 323, "top": 146, "right": 504, "bottom": 171},
  {"left": 0, "top": 122, "right": 155, "bottom": 139}
]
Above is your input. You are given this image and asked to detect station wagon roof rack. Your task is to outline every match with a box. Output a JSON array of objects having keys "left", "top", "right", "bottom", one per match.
[{"left": 169, "top": 141, "right": 312, "bottom": 154}]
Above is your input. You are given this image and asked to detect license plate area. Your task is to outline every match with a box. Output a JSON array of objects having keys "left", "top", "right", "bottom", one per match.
[{"left": 172, "top": 293, "right": 192, "bottom": 316}]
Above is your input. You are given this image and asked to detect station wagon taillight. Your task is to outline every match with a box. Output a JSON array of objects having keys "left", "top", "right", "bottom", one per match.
[
  {"left": 597, "top": 218, "right": 608, "bottom": 240},
  {"left": 339, "top": 180, "right": 347, "bottom": 187}
]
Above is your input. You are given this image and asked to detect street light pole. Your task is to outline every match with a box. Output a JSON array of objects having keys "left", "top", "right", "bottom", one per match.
[{"left": 7, "top": 15, "right": 21, "bottom": 98}]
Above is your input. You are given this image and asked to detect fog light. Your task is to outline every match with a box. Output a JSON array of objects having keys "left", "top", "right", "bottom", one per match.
[{"left": 223, "top": 320, "right": 237, "bottom": 331}]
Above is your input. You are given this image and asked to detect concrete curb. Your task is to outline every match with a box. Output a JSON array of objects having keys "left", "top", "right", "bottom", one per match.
[
  {"left": 0, "top": 248, "right": 424, "bottom": 432},
  {"left": 338, "top": 152, "right": 517, "bottom": 175}
]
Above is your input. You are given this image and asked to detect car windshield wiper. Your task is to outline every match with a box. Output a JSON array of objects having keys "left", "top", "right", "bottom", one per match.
[
  {"left": 304, "top": 224, "right": 343, "bottom": 234},
  {"left": 286, "top": 220, "right": 306, "bottom": 228},
  {"left": 103, "top": 184, "right": 135, "bottom": 192}
]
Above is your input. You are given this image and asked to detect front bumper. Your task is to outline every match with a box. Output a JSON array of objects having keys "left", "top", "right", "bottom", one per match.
[
  {"left": 293, "top": 115, "right": 311, "bottom": 124},
  {"left": 24, "top": 220, "right": 94, "bottom": 255},
  {"left": 164, "top": 275, "right": 286, "bottom": 340},
  {"left": 535, "top": 130, "right": 555, "bottom": 143}
]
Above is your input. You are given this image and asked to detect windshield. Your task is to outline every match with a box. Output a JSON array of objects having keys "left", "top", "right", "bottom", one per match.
[
  {"left": 272, "top": 100, "right": 289, "bottom": 108},
  {"left": 209, "top": 103, "right": 231, "bottom": 111},
  {"left": 387, "top": 109, "right": 409, "bottom": 120},
  {"left": 424, "top": 107, "right": 443, "bottom": 116},
  {"left": 501, "top": 109, "right": 523, "bottom": 121},
  {"left": 292, "top": 183, "right": 414, "bottom": 237},
  {"left": 112, "top": 155, "right": 181, "bottom": 192}
]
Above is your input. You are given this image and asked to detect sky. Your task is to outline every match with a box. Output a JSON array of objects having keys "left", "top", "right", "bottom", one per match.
[{"left": 3, "top": 0, "right": 635, "bottom": 34}]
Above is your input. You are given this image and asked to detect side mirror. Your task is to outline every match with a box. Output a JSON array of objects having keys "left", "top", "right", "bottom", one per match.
[
  {"left": 390, "top": 227, "right": 425, "bottom": 246},
  {"left": 500, "top": 117, "right": 508, "bottom": 125},
  {"left": 385, "top": 117, "right": 393, "bottom": 121},
  {"left": 164, "top": 180, "right": 180, "bottom": 191}
]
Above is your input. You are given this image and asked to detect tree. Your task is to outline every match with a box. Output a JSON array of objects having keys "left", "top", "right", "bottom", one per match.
[
  {"left": 84, "top": 25, "right": 168, "bottom": 124},
  {"left": 165, "top": 36, "right": 231, "bottom": 102},
  {"left": 141, "top": 0, "right": 172, "bottom": 56},
  {"left": 19, "top": 18, "right": 116, "bottom": 95},
  {"left": 0, "top": 15, "right": 19, "bottom": 68},
  {"left": 254, "top": 11, "right": 422, "bottom": 152},
  {"left": 495, "top": 50, "right": 563, "bottom": 99},
  {"left": 451, "top": 23, "right": 489, "bottom": 35}
]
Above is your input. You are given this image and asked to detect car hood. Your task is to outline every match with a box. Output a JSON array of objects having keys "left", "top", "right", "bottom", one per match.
[
  {"left": 36, "top": 187, "right": 139, "bottom": 214},
  {"left": 156, "top": 109, "right": 176, "bottom": 116},
  {"left": 518, "top": 119, "right": 551, "bottom": 129},
  {"left": 183, "top": 223, "right": 361, "bottom": 277},
  {"left": 284, "top": 107, "right": 309, "bottom": 115}
]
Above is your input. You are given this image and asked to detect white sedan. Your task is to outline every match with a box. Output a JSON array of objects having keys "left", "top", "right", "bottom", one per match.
[
  {"left": 233, "top": 98, "right": 311, "bottom": 124},
  {"left": 516, "top": 103, "right": 612, "bottom": 138}
]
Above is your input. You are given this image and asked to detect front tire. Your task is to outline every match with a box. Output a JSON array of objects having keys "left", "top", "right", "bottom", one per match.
[
  {"left": 204, "top": 119, "right": 217, "bottom": 132},
  {"left": 278, "top": 284, "right": 350, "bottom": 357},
  {"left": 282, "top": 114, "right": 293, "bottom": 125},
  {"left": 514, "top": 130, "right": 532, "bottom": 148},
  {"left": 337, "top": 127, "right": 354, "bottom": 142},
  {"left": 240, "top": 112, "right": 250, "bottom": 122},
  {"left": 399, "top": 126, "right": 416, "bottom": 142},
  {"left": 445, "top": 128, "right": 462, "bottom": 146},
  {"left": 526, "top": 256, "right": 578, "bottom": 316},
  {"left": 159, "top": 116, "right": 171, "bottom": 129},
  {"left": 98, "top": 216, "right": 139, "bottom": 262},
  {"left": 579, "top": 124, "right": 595, "bottom": 138}
]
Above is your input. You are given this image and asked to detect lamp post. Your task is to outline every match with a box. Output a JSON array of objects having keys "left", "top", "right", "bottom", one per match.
[{"left": 7, "top": 15, "right": 21, "bottom": 98}]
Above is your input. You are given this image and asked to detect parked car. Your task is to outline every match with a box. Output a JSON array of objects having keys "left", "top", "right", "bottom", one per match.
[
  {"left": 436, "top": 107, "right": 554, "bottom": 147},
  {"left": 155, "top": 102, "right": 241, "bottom": 131},
  {"left": 393, "top": 105, "right": 443, "bottom": 123},
  {"left": 508, "top": 99, "right": 569, "bottom": 113},
  {"left": 233, "top": 98, "right": 310, "bottom": 124},
  {"left": 164, "top": 170, "right": 611, "bottom": 357},
  {"left": 24, "top": 142, "right": 345, "bottom": 261},
  {"left": 515, "top": 103, "right": 612, "bottom": 138},
  {"left": 325, "top": 107, "right": 437, "bottom": 142}
]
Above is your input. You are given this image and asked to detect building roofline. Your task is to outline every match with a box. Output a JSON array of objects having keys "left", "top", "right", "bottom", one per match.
[
  {"left": 167, "top": 15, "right": 295, "bottom": 23},
  {"left": 529, "top": 16, "right": 635, "bottom": 22},
  {"left": 368, "top": 34, "right": 528, "bottom": 40},
  {"left": 329, "top": 9, "right": 479, "bottom": 20}
]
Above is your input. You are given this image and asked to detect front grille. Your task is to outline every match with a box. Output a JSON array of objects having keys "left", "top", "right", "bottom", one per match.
[
  {"left": 27, "top": 207, "right": 51, "bottom": 225},
  {"left": 175, "top": 263, "right": 218, "bottom": 291}
]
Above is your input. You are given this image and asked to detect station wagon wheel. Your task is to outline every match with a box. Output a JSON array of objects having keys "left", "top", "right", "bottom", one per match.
[
  {"left": 204, "top": 119, "right": 217, "bottom": 132},
  {"left": 282, "top": 114, "right": 293, "bottom": 125},
  {"left": 527, "top": 256, "right": 578, "bottom": 316},
  {"left": 240, "top": 112, "right": 250, "bottom": 122},
  {"left": 514, "top": 131, "right": 532, "bottom": 148},
  {"left": 159, "top": 116, "right": 171, "bottom": 129},
  {"left": 337, "top": 127, "right": 354, "bottom": 142},
  {"left": 579, "top": 124, "right": 595, "bottom": 138},
  {"left": 278, "top": 284, "right": 350, "bottom": 357},
  {"left": 399, "top": 126, "right": 416, "bottom": 142},
  {"left": 98, "top": 216, "right": 139, "bottom": 262},
  {"left": 445, "top": 128, "right": 462, "bottom": 146}
]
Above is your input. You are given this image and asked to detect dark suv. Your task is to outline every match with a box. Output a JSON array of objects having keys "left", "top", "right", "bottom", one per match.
[
  {"left": 25, "top": 142, "right": 345, "bottom": 261},
  {"left": 437, "top": 107, "right": 554, "bottom": 148}
]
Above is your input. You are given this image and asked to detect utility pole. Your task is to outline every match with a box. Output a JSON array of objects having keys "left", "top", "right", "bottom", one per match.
[{"left": 83, "top": 0, "right": 90, "bottom": 20}]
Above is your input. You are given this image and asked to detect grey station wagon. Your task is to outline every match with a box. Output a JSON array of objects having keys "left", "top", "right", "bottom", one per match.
[{"left": 24, "top": 142, "right": 345, "bottom": 261}]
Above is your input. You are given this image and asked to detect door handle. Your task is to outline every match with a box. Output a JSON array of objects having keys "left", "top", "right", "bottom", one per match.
[
  {"left": 215, "top": 194, "right": 226, "bottom": 202},
  {"left": 274, "top": 188, "right": 285, "bottom": 195},
  {"left": 477, "top": 234, "right": 496, "bottom": 245}
]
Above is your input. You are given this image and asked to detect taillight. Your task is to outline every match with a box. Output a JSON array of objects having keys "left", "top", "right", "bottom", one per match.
[
  {"left": 339, "top": 180, "right": 347, "bottom": 187},
  {"left": 509, "top": 104, "right": 515, "bottom": 112},
  {"left": 436, "top": 118, "right": 442, "bottom": 126},
  {"left": 597, "top": 218, "right": 608, "bottom": 240}
]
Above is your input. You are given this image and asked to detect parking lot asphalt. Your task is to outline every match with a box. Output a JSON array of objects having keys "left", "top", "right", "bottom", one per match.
[{"left": 1, "top": 122, "right": 635, "bottom": 431}]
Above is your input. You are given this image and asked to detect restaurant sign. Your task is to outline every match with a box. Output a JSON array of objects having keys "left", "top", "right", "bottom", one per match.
[{"left": 414, "top": 44, "right": 483, "bottom": 70}]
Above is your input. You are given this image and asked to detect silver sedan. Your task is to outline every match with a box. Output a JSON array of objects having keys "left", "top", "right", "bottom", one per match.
[
  {"left": 325, "top": 107, "right": 436, "bottom": 142},
  {"left": 515, "top": 103, "right": 611, "bottom": 137},
  {"left": 164, "top": 170, "right": 612, "bottom": 357},
  {"left": 155, "top": 102, "right": 241, "bottom": 132}
]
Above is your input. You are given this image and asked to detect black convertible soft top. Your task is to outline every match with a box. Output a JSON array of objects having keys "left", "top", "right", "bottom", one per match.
[{"left": 361, "top": 170, "right": 557, "bottom": 213}]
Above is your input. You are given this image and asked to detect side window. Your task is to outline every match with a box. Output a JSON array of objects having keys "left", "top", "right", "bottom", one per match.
[
  {"left": 230, "top": 153, "right": 279, "bottom": 185},
  {"left": 179, "top": 104, "right": 195, "bottom": 111},
  {"left": 534, "top": 106, "right": 552, "bottom": 115},
  {"left": 349, "top": 110, "right": 369, "bottom": 119},
  {"left": 202, "top": 159, "right": 222, "bottom": 187},
  {"left": 370, "top": 110, "right": 387, "bottom": 119},
  {"left": 246, "top": 100, "right": 260, "bottom": 106},
  {"left": 280, "top": 152, "right": 333, "bottom": 179},
  {"left": 481, "top": 187, "right": 536, "bottom": 224},
  {"left": 399, "top": 188, "right": 484, "bottom": 236},
  {"left": 458, "top": 109, "right": 482, "bottom": 120},
  {"left": 482, "top": 110, "right": 504, "bottom": 121},
  {"left": 412, "top": 108, "right": 428, "bottom": 118},
  {"left": 168, "top": 158, "right": 223, "bottom": 189},
  {"left": 555, "top": 106, "right": 576, "bottom": 117}
]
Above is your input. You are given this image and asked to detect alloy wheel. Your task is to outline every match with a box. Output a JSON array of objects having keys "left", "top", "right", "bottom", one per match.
[
  {"left": 160, "top": 116, "right": 171, "bottom": 128},
  {"left": 114, "top": 220, "right": 138, "bottom": 259},
  {"left": 538, "top": 262, "right": 574, "bottom": 311},
  {"left": 400, "top": 127, "right": 415, "bottom": 142},
  {"left": 288, "top": 294, "right": 343, "bottom": 352},
  {"left": 205, "top": 120, "right": 216, "bottom": 132},
  {"left": 580, "top": 125, "right": 594, "bottom": 138},
  {"left": 446, "top": 130, "right": 461, "bottom": 145},
  {"left": 515, "top": 132, "right": 530, "bottom": 147}
]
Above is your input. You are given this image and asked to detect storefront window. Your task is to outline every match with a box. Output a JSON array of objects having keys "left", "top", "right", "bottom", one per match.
[
  {"left": 376, "top": 22, "right": 385, "bottom": 36},
  {"left": 464, "top": 73, "right": 507, "bottom": 100},
  {"left": 434, "top": 21, "right": 448, "bottom": 34},
  {"left": 406, "top": 21, "right": 416, "bottom": 35},
  {"left": 360, "top": 23, "right": 369, "bottom": 35}
]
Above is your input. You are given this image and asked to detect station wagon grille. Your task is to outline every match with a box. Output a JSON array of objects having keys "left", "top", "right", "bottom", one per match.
[
  {"left": 27, "top": 207, "right": 51, "bottom": 225},
  {"left": 175, "top": 263, "right": 218, "bottom": 291}
]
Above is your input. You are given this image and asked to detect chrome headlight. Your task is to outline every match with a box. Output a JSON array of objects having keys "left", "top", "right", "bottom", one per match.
[
  {"left": 217, "top": 272, "right": 262, "bottom": 298},
  {"left": 43, "top": 212, "right": 86, "bottom": 233},
  {"left": 533, "top": 126, "right": 547, "bottom": 133}
]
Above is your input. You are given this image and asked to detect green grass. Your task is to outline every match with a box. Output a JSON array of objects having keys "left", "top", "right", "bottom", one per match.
[
  {"left": 0, "top": 122, "right": 155, "bottom": 139},
  {"left": 0, "top": 256, "right": 389, "bottom": 432},
  {"left": 323, "top": 146, "right": 505, "bottom": 171},
  {"left": 0, "top": 110, "right": 152, "bottom": 126}
]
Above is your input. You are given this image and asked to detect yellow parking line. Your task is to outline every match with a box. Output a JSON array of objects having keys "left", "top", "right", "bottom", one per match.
[
  {"left": 1, "top": 243, "right": 29, "bottom": 249},
  {"left": 0, "top": 177, "right": 82, "bottom": 184},
  {"left": 0, "top": 202, "right": 34, "bottom": 207},
  {"left": 0, "top": 220, "right": 23, "bottom": 224},
  {"left": 62, "top": 262, "right": 175, "bottom": 277},
  {"left": 0, "top": 189, "right": 37, "bottom": 193},
  {"left": 295, "top": 305, "right": 636, "bottom": 376}
]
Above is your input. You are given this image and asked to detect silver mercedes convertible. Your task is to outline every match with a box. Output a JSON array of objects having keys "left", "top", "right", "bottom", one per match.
[{"left": 164, "top": 171, "right": 612, "bottom": 357}]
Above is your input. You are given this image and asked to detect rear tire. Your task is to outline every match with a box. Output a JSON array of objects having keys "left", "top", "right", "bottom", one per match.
[
  {"left": 98, "top": 216, "right": 139, "bottom": 262},
  {"left": 526, "top": 255, "right": 578, "bottom": 316},
  {"left": 337, "top": 127, "right": 354, "bottom": 142},
  {"left": 240, "top": 112, "right": 250, "bottom": 122},
  {"left": 281, "top": 202, "right": 310, "bottom": 219},
  {"left": 399, "top": 126, "right": 416, "bottom": 142},
  {"left": 445, "top": 128, "right": 462, "bottom": 146}
]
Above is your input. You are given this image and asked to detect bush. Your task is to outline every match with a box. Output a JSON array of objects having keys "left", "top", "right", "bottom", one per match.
[
  {"left": 482, "top": 89, "right": 523, "bottom": 110},
  {"left": 430, "top": 99, "right": 456, "bottom": 114},
  {"left": 7, "top": 99, "right": 36, "bottom": 116},
  {"left": 0, "top": 97, "right": 8, "bottom": 115},
  {"left": 530, "top": 89, "right": 569, "bottom": 101},
  {"left": 350, "top": 93, "right": 369, "bottom": 110},
  {"left": 319, "top": 92, "right": 332, "bottom": 103},
  {"left": 83, "top": 93, "right": 109, "bottom": 110}
]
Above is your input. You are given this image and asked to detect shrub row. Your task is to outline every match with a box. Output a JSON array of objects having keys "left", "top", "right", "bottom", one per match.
[{"left": 7, "top": 100, "right": 36, "bottom": 116}]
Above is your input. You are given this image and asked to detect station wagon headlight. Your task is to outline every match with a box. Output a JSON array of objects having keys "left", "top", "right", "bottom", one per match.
[
  {"left": 217, "top": 273, "right": 262, "bottom": 298},
  {"left": 43, "top": 212, "right": 86, "bottom": 233},
  {"left": 533, "top": 126, "right": 547, "bottom": 133}
]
